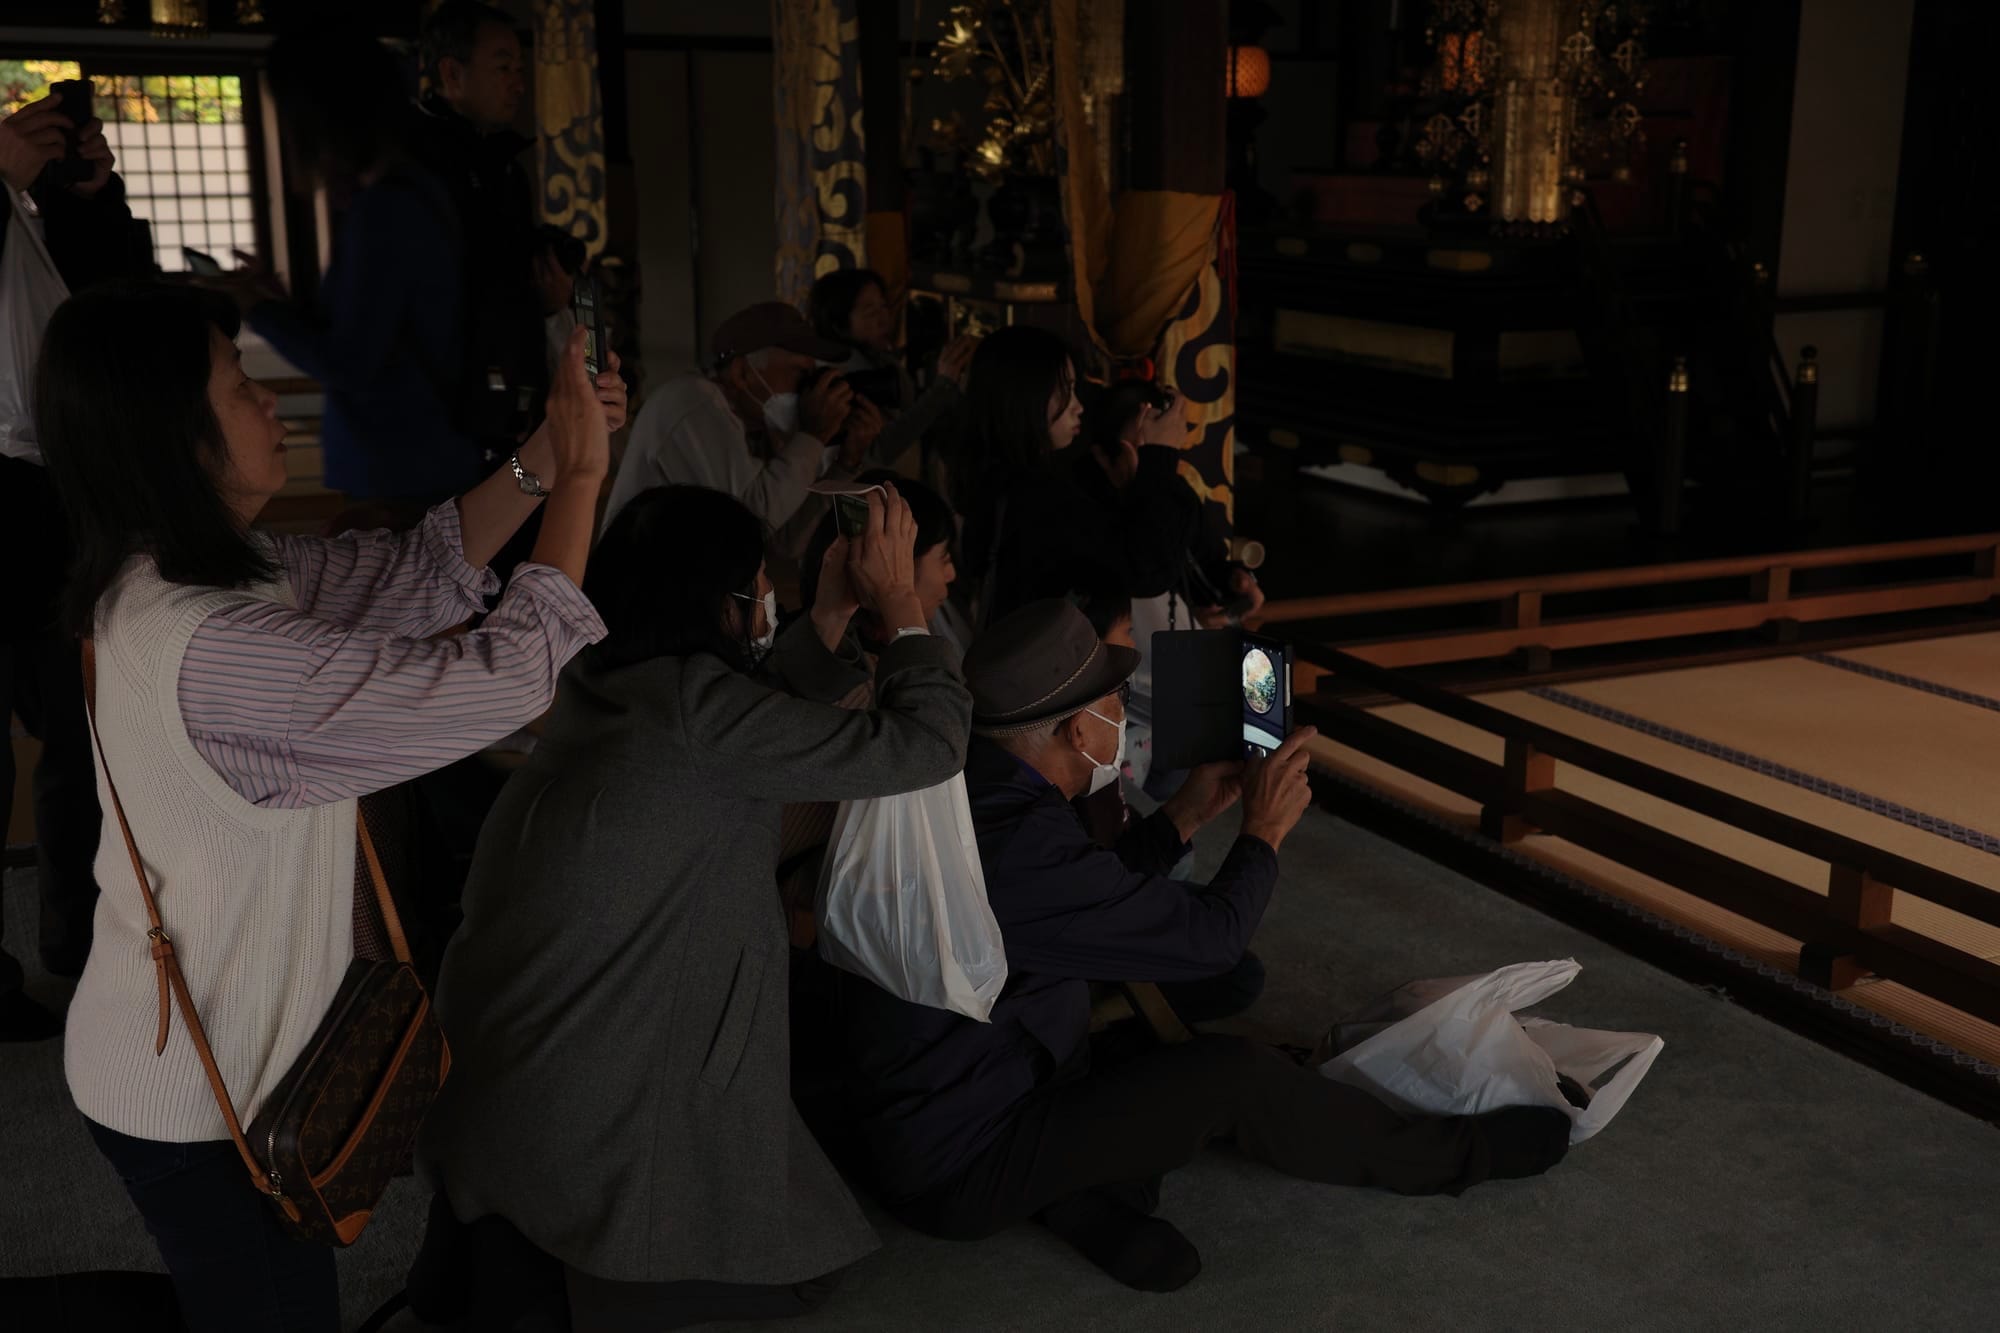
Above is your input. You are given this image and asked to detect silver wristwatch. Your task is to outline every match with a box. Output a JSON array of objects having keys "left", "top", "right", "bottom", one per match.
[{"left": 509, "top": 453, "right": 550, "bottom": 498}]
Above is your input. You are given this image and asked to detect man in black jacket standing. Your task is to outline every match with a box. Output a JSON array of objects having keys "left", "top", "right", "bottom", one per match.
[
  {"left": 0, "top": 87, "right": 138, "bottom": 1036},
  {"left": 410, "top": 0, "right": 554, "bottom": 462},
  {"left": 837, "top": 602, "right": 1573, "bottom": 1291}
]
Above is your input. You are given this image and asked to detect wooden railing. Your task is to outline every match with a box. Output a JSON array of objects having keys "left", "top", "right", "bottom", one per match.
[
  {"left": 1297, "top": 644, "right": 2000, "bottom": 1025},
  {"left": 1252, "top": 533, "right": 2000, "bottom": 678}
]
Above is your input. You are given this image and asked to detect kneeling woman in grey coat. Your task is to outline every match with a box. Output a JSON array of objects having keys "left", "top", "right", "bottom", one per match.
[{"left": 419, "top": 483, "right": 972, "bottom": 1330}]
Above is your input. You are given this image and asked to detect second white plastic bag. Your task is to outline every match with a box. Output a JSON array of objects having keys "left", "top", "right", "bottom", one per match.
[
  {"left": 815, "top": 776, "right": 1008, "bottom": 1022},
  {"left": 1318, "top": 959, "right": 1662, "bottom": 1145}
]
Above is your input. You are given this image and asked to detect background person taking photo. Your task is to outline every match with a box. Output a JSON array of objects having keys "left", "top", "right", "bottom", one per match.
[{"left": 0, "top": 83, "right": 139, "bottom": 1037}]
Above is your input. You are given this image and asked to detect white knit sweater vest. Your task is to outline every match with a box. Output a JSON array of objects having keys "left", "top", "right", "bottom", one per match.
[{"left": 65, "top": 558, "right": 357, "bottom": 1144}]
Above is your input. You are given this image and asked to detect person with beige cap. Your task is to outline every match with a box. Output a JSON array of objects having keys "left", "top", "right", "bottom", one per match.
[
  {"left": 836, "top": 600, "right": 1573, "bottom": 1293},
  {"left": 605, "top": 301, "right": 901, "bottom": 558}
]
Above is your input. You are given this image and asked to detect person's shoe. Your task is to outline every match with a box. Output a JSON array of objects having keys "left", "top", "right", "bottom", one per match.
[
  {"left": 1040, "top": 1190, "right": 1202, "bottom": 1292},
  {"left": 1479, "top": 1105, "right": 1573, "bottom": 1179},
  {"left": 0, "top": 992, "right": 63, "bottom": 1042}
]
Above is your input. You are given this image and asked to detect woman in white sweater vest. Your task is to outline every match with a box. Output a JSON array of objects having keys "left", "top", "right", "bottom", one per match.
[{"left": 34, "top": 279, "right": 623, "bottom": 1333}]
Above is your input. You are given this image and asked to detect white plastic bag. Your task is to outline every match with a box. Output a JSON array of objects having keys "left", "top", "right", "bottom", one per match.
[
  {"left": 1319, "top": 959, "right": 1662, "bottom": 1145},
  {"left": 815, "top": 775, "right": 1007, "bottom": 1021},
  {"left": 1, "top": 188, "right": 72, "bottom": 460}
]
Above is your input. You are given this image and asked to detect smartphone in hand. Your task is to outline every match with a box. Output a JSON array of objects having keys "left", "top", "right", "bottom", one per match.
[
  {"left": 182, "top": 247, "right": 222, "bottom": 276},
  {"left": 809, "top": 480, "right": 885, "bottom": 540},
  {"left": 45, "top": 79, "right": 97, "bottom": 185},
  {"left": 572, "top": 272, "right": 604, "bottom": 377}
]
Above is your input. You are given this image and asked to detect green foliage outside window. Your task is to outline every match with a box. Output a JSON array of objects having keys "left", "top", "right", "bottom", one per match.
[{"left": 2, "top": 60, "right": 244, "bottom": 125}]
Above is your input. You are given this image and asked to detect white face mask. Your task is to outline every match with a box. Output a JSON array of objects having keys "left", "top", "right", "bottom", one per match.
[
  {"left": 734, "top": 588, "right": 779, "bottom": 661},
  {"left": 1079, "top": 705, "right": 1127, "bottom": 794},
  {"left": 751, "top": 361, "right": 800, "bottom": 436}
]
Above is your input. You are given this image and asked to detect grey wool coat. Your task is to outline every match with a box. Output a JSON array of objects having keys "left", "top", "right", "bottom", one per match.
[{"left": 420, "top": 618, "right": 971, "bottom": 1285}]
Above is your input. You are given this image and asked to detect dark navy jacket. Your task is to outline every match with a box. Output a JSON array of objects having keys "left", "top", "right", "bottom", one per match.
[
  {"left": 247, "top": 165, "right": 479, "bottom": 502},
  {"left": 838, "top": 737, "right": 1280, "bottom": 1200}
]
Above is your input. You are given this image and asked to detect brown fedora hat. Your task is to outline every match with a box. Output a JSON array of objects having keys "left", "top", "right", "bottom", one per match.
[
  {"left": 966, "top": 600, "right": 1139, "bottom": 736},
  {"left": 710, "top": 301, "right": 849, "bottom": 366}
]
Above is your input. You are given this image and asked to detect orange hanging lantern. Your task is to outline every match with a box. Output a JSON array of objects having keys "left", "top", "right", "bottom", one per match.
[{"left": 1226, "top": 45, "right": 1271, "bottom": 100}]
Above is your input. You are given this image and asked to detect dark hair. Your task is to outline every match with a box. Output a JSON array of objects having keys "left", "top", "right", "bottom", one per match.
[
  {"left": 808, "top": 268, "right": 887, "bottom": 342},
  {"left": 798, "top": 471, "right": 956, "bottom": 614},
  {"left": 267, "top": 32, "right": 411, "bottom": 182},
  {"left": 37, "top": 281, "right": 275, "bottom": 635},
  {"left": 583, "top": 486, "right": 766, "bottom": 672},
  {"left": 1074, "top": 588, "right": 1133, "bottom": 640},
  {"left": 956, "top": 325, "right": 1076, "bottom": 581},
  {"left": 1082, "top": 379, "right": 1163, "bottom": 458},
  {"left": 420, "top": 0, "right": 518, "bottom": 85}
]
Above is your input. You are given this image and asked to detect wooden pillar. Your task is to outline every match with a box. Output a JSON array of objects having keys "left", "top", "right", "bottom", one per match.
[
  {"left": 1124, "top": 0, "right": 1227, "bottom": 197},
  {"left": 1505, "top": 591, "right": 1550, "bottom": 673},
  {"left": 1786, "top": 345, "right": 1819, "bottom": 528},
  {"left": 1480, "top": 737, "right": 1554, "bottom": 844},
  {"left": 1753, "top": 564, "right": 1799, "bottom": 642},
  {"left": 1799, "top": 866, "right": 1894, "bottom": 991},
  {"left": 857, "top": 0, "right": 908, "bottom": 303},
  {"left": 1656, "top": 355, "right": 1689, "bottom": 536}
]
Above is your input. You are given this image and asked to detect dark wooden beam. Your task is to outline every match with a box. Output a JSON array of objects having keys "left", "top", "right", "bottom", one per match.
[{"left": 1123, "top": 0, "right": 1226, "bottom": 194}]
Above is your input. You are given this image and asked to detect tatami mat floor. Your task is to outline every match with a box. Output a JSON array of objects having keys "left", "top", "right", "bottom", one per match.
[{"left": 1313, "top": 633, "right": 2000, "bottom": 1065}]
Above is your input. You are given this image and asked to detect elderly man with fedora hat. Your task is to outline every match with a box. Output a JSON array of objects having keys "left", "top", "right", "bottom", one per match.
[
  {"left": 605, "top": 300, "right": 922, "bottom": 557},
  {"left": 836, "top": 600, "right": 1574, "bottom": 1292}
]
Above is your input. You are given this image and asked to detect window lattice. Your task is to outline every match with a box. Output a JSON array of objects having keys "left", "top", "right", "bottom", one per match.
[{"left": 91, "top": 73, "right": 256, "bottom": 272}]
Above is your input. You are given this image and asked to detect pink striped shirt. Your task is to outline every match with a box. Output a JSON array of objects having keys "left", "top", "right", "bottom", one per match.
[{"left": 177, "top": 503, "right": 605, "bottom": 809}]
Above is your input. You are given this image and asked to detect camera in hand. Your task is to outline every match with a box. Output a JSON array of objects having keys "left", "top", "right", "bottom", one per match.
[
  {"left": 797, "top": 365, "right": 857, "bottom": 443},
  {"left": 1086, "top": 377, "right": 1174, "bottom": 463},
  {"left": 1150, "top": 628, "right": 1295, "bottom": 768},
  {"left": 843, "top": 365, "right": 902, "bottom": 413},
  {"left": 45, "top": 79, "right": 98, "bottom": 186},
  {"left": 1183, "top": 554, "right": 1258, "bottom": 623}
]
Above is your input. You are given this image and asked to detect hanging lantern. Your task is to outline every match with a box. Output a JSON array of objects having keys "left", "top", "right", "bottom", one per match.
[{"left": 1226, "top": 46, "right": 1272, "bottom": 100}]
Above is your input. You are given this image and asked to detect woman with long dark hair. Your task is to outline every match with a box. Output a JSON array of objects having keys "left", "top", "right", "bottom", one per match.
[
  {"left": 418, "top": 483, "right": 971, "bottom": 1331},
  {"left": 953, "top": 325, "right": 1194, "bottom": 628},
  {"left": 38, "top": 277, "right": 614, "bottom": 1331}
]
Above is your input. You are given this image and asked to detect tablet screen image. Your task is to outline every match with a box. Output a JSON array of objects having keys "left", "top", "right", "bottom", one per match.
[{"left": 1242, "top": 642, "right": 1287, "bottom": 756}]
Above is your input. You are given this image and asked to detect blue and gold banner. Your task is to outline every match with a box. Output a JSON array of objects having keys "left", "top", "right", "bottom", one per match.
[
  {"left": 773, "top": 0, "right": 868, "bottom": 307},
  {"left": 536, "top": 0, "right": 606, "bottom": 258},
  {"left": 1155, "top": 194, "right": 1238, "bottom": 524}
]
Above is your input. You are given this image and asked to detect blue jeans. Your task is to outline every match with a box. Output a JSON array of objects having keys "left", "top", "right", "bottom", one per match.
[{"left": 86, "top": 1119, "right": 338, "bottom": 1333}]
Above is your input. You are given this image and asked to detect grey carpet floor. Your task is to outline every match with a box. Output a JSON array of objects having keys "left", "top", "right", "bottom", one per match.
[{"left": 6, "top": 799, "right": 2000, "bottom": 1332}]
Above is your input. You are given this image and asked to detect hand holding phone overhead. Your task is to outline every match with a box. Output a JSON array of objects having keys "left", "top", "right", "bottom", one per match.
[{"left": 808, "top": 479, "right": 886, "bottom": 541}]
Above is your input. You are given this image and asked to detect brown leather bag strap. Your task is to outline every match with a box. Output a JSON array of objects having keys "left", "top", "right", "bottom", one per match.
[
  {"left": 81, "top": 642, "right": 175, "bottom": 1055},
  {"left": 355, "top": 814, "right": 411, "bottom": 966},
  {"left": 84, "top": 639, "right": 413, "bottom": 1203},
  {"left": 83, "top": 639, "right": 268, "bottom": 1195}
]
